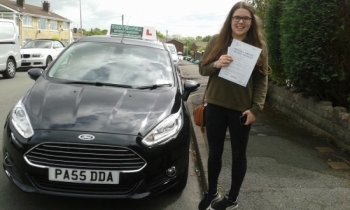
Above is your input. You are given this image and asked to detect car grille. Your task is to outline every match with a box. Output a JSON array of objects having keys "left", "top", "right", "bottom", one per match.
[
  {"left": 25, "top": 143, "right": 146, "bottom": 171},
  {"left": 22, "top": 54, "right": 30, "bottom": 58},
  {"left": 21, "top": 62, "right": 31, "bottom": 66},
  {"left": 31, "top": 175, "right": 138, "bottom": 195}
]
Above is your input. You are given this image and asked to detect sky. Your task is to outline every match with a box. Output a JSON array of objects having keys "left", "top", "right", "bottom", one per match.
[{"left": 24, "top": 0, "right": 240, "bottom": 38}]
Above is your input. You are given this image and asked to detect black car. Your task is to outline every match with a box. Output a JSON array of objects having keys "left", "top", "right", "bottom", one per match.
[{"left": 2, "top": 32, "right": 200, "bottom": 199}]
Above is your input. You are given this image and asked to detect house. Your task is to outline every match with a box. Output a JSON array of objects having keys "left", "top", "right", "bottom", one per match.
[{"left": 0, "top": 0, "right": 72, "bottom": 46}]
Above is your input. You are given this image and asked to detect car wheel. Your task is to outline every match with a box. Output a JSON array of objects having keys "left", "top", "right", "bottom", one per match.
[
  {"left": 171, "top": 150, "right": 189, "bottom": 192},
  {"left": 2, "top": 58, "right": 16, "bottom": 79},
  {"left": 46, "top": 56, "right": 53, "bottom": 67}
]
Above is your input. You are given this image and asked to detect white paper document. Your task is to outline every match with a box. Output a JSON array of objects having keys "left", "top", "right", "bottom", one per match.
[{"left": 218, "top": 39, "right": 262, "bottom": 87}]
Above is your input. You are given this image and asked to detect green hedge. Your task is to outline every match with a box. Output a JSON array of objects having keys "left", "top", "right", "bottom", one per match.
[
  {"left": 280, "top": 0, "right": 350, "bottom": 107},
  {"left": 265, "top": 0, "right": 285, "bottom": 82}
]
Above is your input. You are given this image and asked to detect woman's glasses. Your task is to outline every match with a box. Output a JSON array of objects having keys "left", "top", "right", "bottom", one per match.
[{"left": 232, "top": 16, "right": 252, "bottom": 23}]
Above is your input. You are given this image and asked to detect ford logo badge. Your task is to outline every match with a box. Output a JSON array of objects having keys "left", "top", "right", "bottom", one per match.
[{"left": 78, "top": 134, "right": 95, "bottom": 141}]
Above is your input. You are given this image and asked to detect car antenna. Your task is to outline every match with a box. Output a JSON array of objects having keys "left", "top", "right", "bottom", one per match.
[{"left": 121, "top": 16, "right": 131, "bottom": 44}]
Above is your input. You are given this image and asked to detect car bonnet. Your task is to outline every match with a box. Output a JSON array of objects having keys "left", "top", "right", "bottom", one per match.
[{"left": 23, "top": 78, "right": 180, "bottom": 136}]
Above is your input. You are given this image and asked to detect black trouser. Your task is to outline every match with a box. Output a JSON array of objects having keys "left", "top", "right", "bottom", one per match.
[{"left": 206, "top": 103, "right": 251, "bottom": 200}]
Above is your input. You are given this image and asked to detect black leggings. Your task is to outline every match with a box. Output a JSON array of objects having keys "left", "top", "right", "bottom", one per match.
[{"left": 206, "top": 103, "right": 251, "bottom": 200}]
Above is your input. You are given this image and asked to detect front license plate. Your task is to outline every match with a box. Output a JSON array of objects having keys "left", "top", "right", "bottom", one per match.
[
  {"left": 48, "top": 168, "right": 119, "bottom": 184},
  {"left": 22, "top": 60, "right": 26, "bottom": 62}
]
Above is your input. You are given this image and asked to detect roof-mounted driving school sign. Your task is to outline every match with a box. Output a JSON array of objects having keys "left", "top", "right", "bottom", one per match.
[{"left": 110, "top": 24, "right": 157, "bottom": 41}]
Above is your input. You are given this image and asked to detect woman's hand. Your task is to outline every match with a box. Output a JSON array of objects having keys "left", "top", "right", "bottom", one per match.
[
  {"left": 216, "top": 55, "right": 233, "bottom": 68},
  {"left": 242, "top": 110, "right": 256, "bottom": 125}
]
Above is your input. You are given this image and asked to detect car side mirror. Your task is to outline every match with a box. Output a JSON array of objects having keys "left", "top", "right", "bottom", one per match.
[
  {"left": 28, "top": 68, "right": 43, "bottom": 81},
  {"left": 182, "top": 80, "right": 200, "bottom": 101}
]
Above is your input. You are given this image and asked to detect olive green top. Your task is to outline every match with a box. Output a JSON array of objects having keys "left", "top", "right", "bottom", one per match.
[{"left": 199, "top": 34, "right": 268, "bottom": 117}]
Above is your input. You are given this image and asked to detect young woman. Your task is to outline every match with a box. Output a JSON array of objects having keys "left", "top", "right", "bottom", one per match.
[{"left": 198, "top": 1, "right": 269, "bottom": 210}]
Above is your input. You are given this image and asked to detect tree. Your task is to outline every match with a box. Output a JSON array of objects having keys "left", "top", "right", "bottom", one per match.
[
  {"left": 180, "top": 37, "right": 196, "bottom": 56},
  {"left": 156, "top": 31, "right": 165, "bottom": 39},
  {"left": 172, "top": 34, "right": 182, "bottom": 41},
  {"left": 202, "top": 35, "right": 211, "bottom": 42},
  {"left": 195, "top": 36, "right": 203, "bottom": 41},
  {"left": 82, "top": 28, "right": 108, "bottom": 36},
  {"left": 198, "top": 45, "right": 206, "bottom": 52},
  {"left": 244, "top": 0, "right": 269, "bottom": 24}
]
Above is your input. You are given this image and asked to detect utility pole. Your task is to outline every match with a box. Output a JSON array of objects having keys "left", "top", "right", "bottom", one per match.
[
  {"left": 122, "top": 15, "right": 124, "bottom": 25},
  {"left": 166, "top": 30, "right": 168, "bottom": 42},
  {"left": 80, "top": 0, "right": 83, "bottom": 38}
]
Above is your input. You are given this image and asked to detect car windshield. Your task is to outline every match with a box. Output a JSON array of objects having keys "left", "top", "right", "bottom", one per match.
[
  {"left": 48, "top": 42, "right": 174, "bottom": 87},
  {"left": 22, "top": 40, "right": 52, "bottom": 49}
]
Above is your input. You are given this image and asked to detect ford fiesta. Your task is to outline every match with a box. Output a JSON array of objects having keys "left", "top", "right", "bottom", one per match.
[{"left": 2, "top": 26, "right": 200, "bottom": 199}]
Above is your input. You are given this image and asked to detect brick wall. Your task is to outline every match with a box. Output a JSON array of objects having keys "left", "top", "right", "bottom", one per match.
[{"left": 267, "top": 81, "right": 350, "bottom": 153}]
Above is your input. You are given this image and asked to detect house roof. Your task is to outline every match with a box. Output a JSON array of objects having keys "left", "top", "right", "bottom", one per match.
[
  {"left": 0, "top": 0, "right": 70, "bottom": 21},
  {"left": 194, "top": 42, "right": 207, "bottom": 47},
  {"left": 167, "top": 39, "right": 184, "bottom": 45}
]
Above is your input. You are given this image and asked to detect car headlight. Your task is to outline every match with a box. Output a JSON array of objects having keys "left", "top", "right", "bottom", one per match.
[
  {"left": 11, "top": 100, "right": 34, "bottom": 139},
  {"left": 142, "top": 108, "right": 183, "bottom": 147},
  {"left": 32, "top": 53, "right": 44, "bottom": 58}
]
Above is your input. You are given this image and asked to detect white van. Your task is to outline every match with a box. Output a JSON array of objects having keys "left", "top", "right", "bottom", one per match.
[{"left": 0, "top": 19, "right": 21, "bottom": 79}]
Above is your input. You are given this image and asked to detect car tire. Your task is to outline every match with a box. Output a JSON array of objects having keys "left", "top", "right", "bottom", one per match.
[
  {"left": 2, "top": 58, "right": 16, "bottom": 79},
  {"left": 46, "top": 56, "right": 53, "bottom": 68},
  {"left": 171, "top": 150, "right": 189, "bottom": 192}
]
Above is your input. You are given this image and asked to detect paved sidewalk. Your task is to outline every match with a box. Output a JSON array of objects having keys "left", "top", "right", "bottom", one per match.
[{"left": 179, "top": 60, "right": 350, "bottom": 210}]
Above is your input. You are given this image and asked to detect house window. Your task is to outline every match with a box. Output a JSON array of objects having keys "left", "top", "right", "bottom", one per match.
[
  {"left": 50, "top": 20, "right": 58, "bottom": 31},
  {"left": 23, "top": 16, "right": 32, "bottom": 27},
  {"left": 63, "top": 22, "right": 68, "bottom": 30},
  {"left": 38, "top": 18, "right": 47, "bottom": 30}
]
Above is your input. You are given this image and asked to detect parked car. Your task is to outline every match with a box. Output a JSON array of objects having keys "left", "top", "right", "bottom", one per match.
[
  {"left": 2, "top": 27, "right": 200, "bottom": 199},
  {"left": 177, "top": 52, "right": 183, "bottom": 60},
  {"left": 0, "top": 18, "right": 21, "bottom": 79},
  {"left": 165, "top": 43, "right": 179, "bottom": 68},
  {"left": 20, "top": 39, "right": 65, "bottom": 69}
]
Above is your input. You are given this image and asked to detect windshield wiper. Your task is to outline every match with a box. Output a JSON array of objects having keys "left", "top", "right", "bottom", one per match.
[
  {"left": 136, "top": 84, "right": 172, "bottom": 90},
  {"left": 66, "top": 81, "right": 133, "bottom": 88}
]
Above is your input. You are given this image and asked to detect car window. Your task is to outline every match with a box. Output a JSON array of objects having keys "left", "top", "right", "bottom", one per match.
[
  {"left": 0, "top": 21, "right": 16, "bottom": 40},
  {"left": 54, "top": 41, "right": 64, "bottom": 48},
  {"left": 48, "top": 42, "right": 174, "bottom": 87},
  {"left": 23, "top": 40, "right": 52, "bottom": 49}
]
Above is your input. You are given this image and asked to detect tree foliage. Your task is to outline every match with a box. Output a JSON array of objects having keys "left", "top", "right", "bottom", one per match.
[
  {"left": 156, "top": 31, "right": 165, "bottom": 38},
  {"left": 244, "top": 0, "right": 269, "bottom": 23},
  {"left": 280, "top": 0, "right": 350, "bottom": 107},
  {"left": 198, "top": 46, "right": 206, "bottom": 52},
  {"left": 83, "top": 28, "right": 108, "bottom": 36},
  {"left": 202, "top": 35, "right": 211, "bottom": 42}
]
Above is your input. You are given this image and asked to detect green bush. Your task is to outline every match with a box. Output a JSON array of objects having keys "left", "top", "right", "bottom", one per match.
[
  {"left": 265, "top": 0, "right": 285, "bottom": 82},
  {"left": 280, "top": 0, "right": 350, "bottom": 107}
]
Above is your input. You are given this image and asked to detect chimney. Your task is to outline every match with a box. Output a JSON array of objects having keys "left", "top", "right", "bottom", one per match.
[
  {"left": 42, "top": 1, "right": 50, "bottom": 13},
  {"left": 16, "top": 0, "right": 25, "bottom": 8}
]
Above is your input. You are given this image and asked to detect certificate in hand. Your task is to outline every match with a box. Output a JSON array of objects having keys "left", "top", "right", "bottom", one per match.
[{"left": 218, "top": 39, "right": 262, "bottom": 87}]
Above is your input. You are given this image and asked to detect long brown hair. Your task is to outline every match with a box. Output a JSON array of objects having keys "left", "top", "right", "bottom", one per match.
[{"left": 201, "top": 1, "right": 269, "bottom": 75}]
